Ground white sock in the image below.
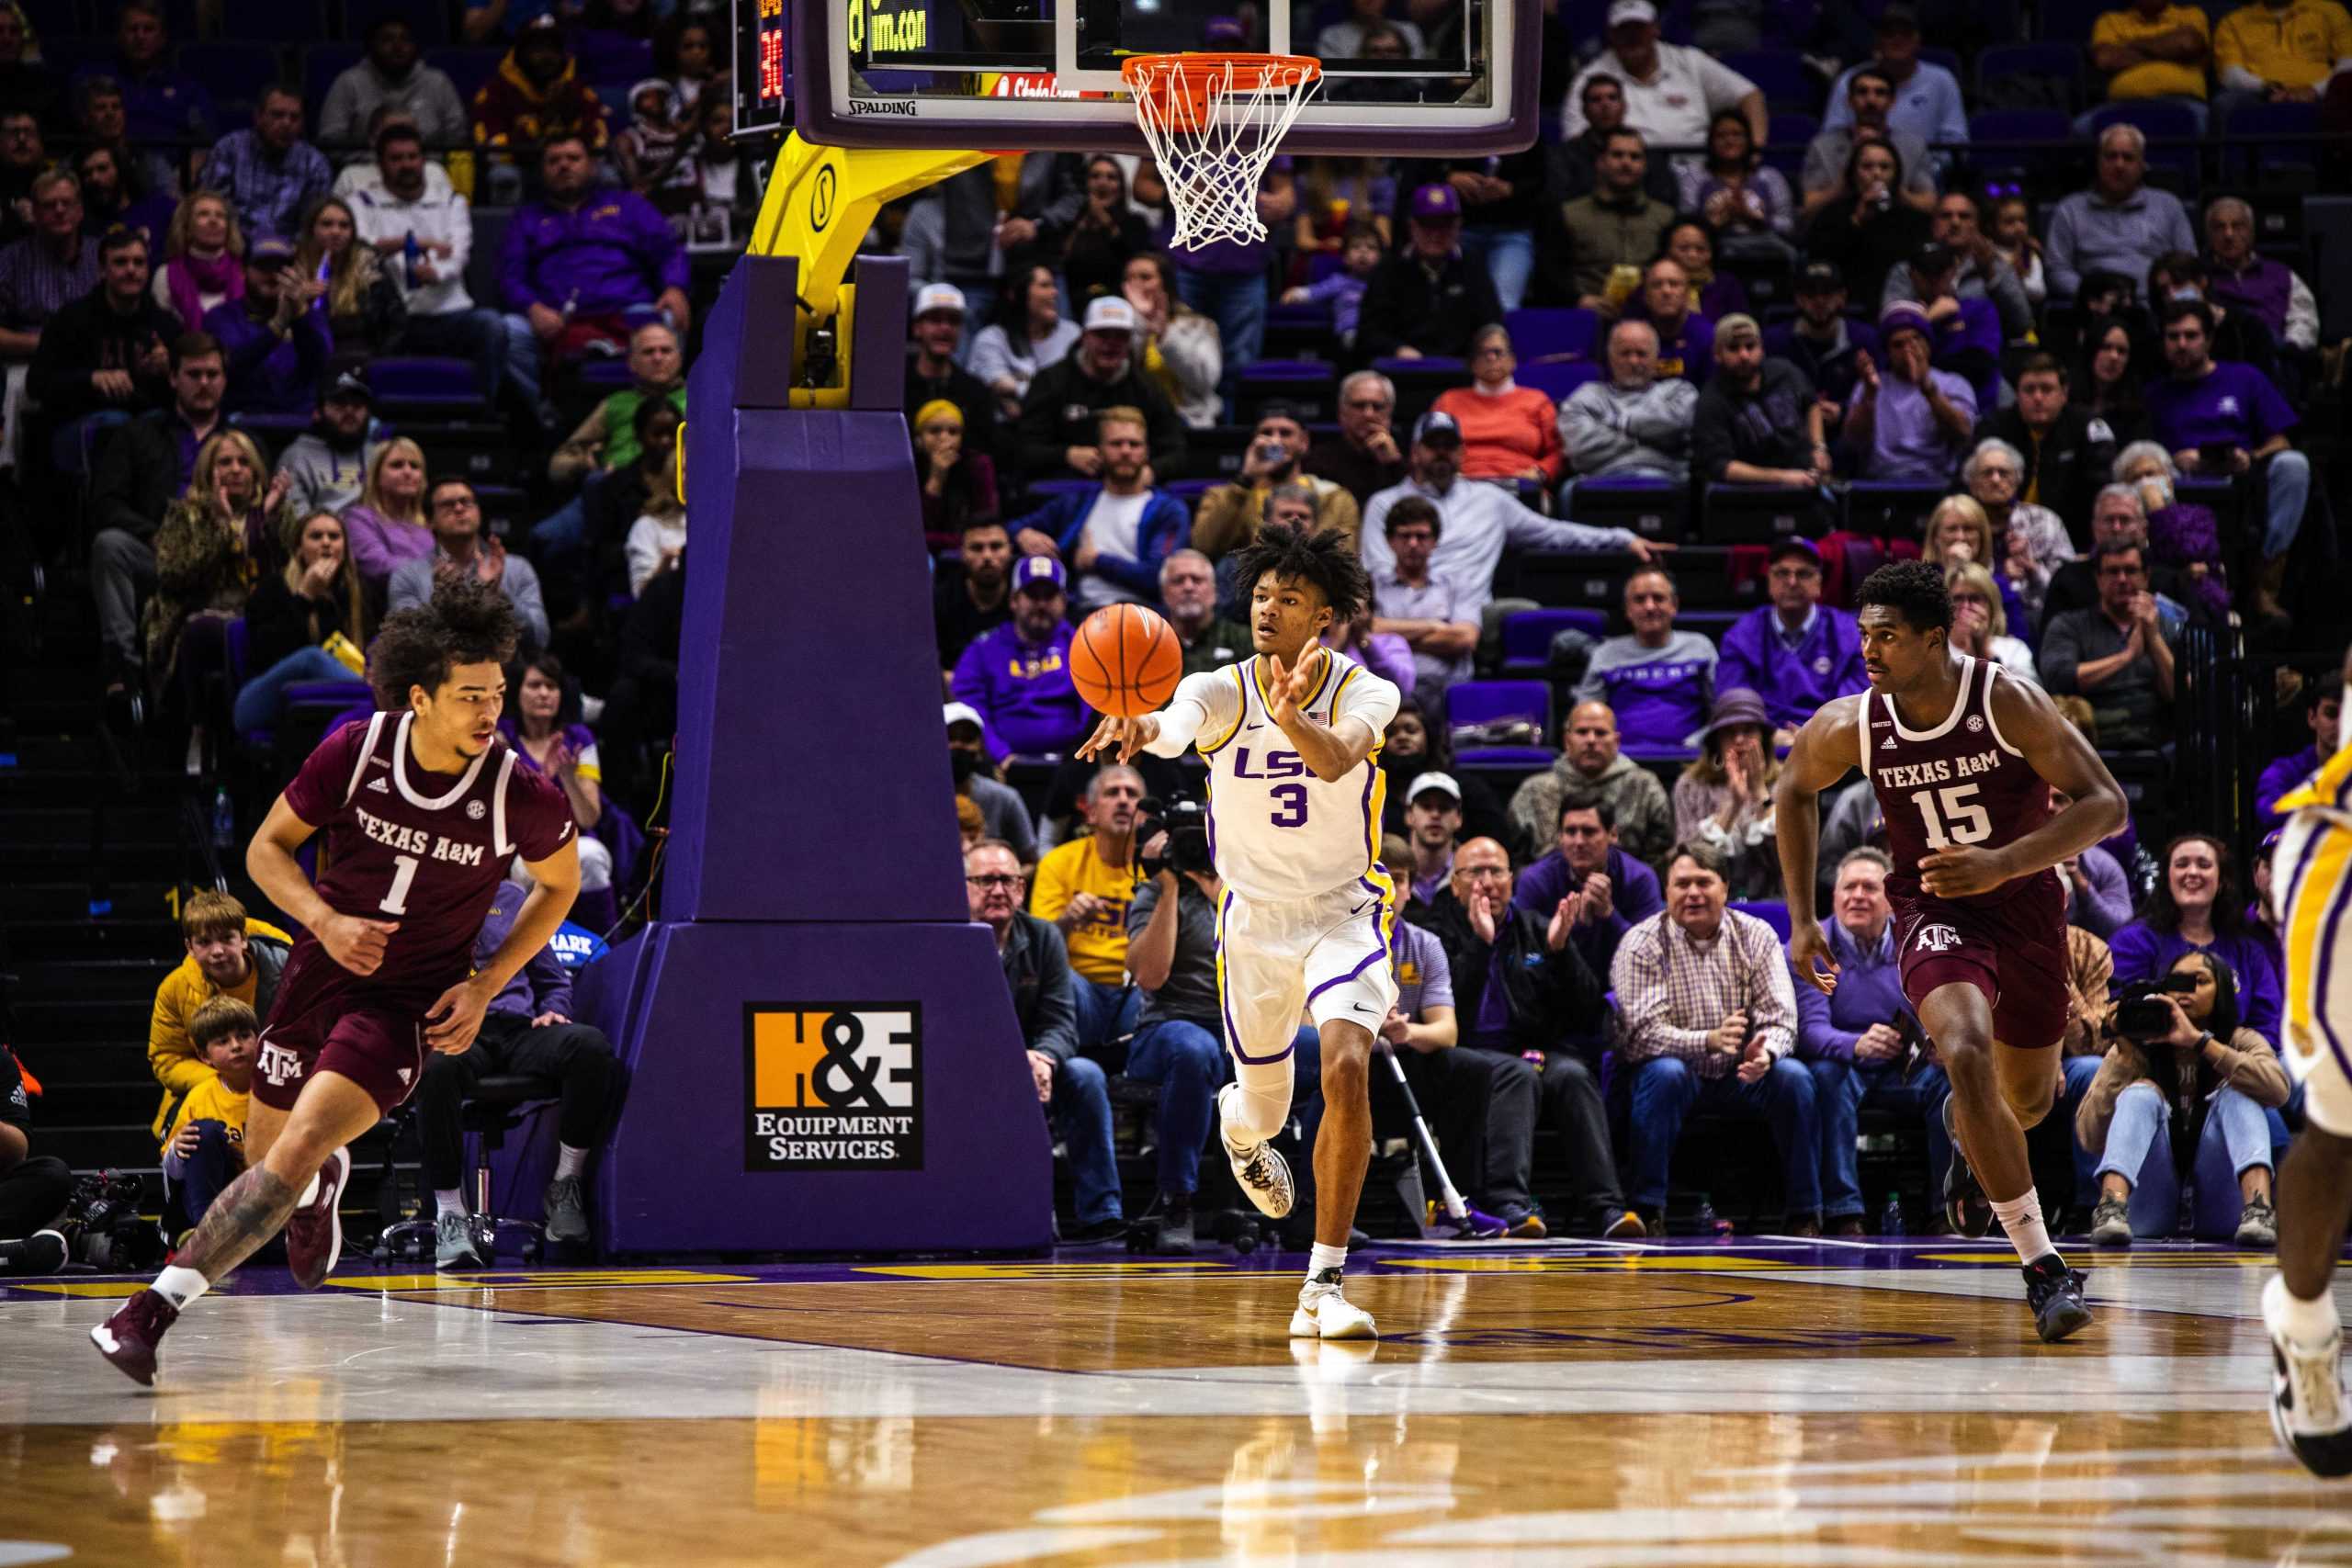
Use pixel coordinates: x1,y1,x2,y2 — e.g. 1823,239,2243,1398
434,1189,467,1219
1306,1242,1348,1285
1224,1058,1293,1147
153,1264,209,1310
554,1144,588,1181
1991,1190,2055,1267
296,1170,321,1208
2271,1277,2343,1347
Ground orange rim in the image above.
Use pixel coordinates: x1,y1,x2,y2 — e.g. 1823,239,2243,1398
1119,51,1320,120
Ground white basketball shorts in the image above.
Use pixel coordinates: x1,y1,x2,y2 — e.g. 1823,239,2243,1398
1214,875,1399,1065
2278,810,2352,1136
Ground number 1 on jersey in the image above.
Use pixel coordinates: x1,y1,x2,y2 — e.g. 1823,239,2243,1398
1910,783,1992,850
379,852,419,916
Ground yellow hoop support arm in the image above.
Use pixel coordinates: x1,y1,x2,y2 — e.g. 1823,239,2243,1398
746,134,993,319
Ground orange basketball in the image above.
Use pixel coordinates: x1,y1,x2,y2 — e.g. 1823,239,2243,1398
1070,604,1182,718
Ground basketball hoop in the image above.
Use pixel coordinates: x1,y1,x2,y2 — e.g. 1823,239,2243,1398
1121,52,1321,252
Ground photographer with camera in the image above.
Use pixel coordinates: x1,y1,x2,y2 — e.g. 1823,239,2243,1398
0,1041,72,1276
2109,834,2285,1044
2075,950,2287,1247
1125,795,1317,1254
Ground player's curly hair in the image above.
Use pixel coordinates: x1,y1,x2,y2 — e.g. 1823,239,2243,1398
1855,559,1952,637
368,577,520,711
1229,521,1368,626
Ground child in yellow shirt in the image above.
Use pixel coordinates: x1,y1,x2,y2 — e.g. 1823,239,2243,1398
157,998,256,1236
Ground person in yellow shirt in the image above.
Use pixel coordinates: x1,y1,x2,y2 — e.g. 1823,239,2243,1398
148,891,290,1127
2215,0,2352,121
2092,0,2213,126
1029,764,1145,1048
156,998,257,1235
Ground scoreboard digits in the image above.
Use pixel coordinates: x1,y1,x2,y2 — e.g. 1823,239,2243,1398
732,0,789,136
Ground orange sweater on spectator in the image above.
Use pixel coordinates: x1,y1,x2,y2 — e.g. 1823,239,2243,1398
1430,385,1566,485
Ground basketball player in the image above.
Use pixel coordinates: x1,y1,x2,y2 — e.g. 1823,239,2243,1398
1775,561,2126,1343
1079,524,1396,1338
92,583,581,1385
2262,638,2352,1476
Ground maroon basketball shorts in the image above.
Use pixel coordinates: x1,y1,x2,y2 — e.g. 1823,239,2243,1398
253,1007,429,1116
1894,877,2070,1051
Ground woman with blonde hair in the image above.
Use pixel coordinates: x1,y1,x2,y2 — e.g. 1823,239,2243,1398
1945,561,2038,683
1924,493,2031,637
295,194,405,365
144,430,290,728
232,510,372,732
154,190,244,330
339,435,432,593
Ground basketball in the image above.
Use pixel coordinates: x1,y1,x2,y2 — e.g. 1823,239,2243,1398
1069,603,1182,717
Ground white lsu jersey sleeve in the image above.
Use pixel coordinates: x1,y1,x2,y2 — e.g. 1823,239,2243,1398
1143,668,1247,759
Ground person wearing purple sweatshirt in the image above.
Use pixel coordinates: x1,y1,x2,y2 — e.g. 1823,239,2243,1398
1281,222,1382,349
949,555,1087,761
1510,789,1662,1054
1713,536,1869,743
2256,681,2339,832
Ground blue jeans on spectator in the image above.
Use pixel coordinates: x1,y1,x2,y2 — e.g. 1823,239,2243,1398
232,645,353,733
1174,265,1265,410
2260,450,2311,558
2058,1054,2104,1208
1049,1055,1122,1228
1125,1019,1225,1197
1624,1054,1822,1217
532,495,589,571
163,1118,237,1230
497,312,557,409
1805,1055,1951,1223
401,308,523,407
1072,977,1141,1052
2094,1079,2274,1238
1460,226,1536,313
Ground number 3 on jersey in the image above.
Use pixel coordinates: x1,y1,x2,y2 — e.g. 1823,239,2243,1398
1911,784,1991,850
1270,784,1308,829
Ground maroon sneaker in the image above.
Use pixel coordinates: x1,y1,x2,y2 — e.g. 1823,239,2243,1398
89,1288,180,1386
285,1146,350,1291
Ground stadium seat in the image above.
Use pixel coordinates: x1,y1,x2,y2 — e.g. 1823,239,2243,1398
198,0,321,38
1236,359,1339,424
345,0,451,42
1443,681,1555,765
1842,482,1949,542
1499,607,1609,677
1975,43,2086,113
1675,608,1744,643
1763,114,1816,182
176,42,282,111
1729,900,1792,940
303,42,366,123
1515,359,1600,403
1568,477,1690,546
437,47,506,109
1374,356,1468,433
2222,101,2322,188
1703,483,1827,547
365,357,486,411
2038,0,2108,41
1968,108,2074,186
578,356,636,389
572,30,655,84
1722,51,1816,115
1505,307,1599,363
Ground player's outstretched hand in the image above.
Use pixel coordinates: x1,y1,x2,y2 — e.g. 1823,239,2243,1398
1076,712,1159,763
1918,844,2013,899
1263,650,1317,730
423,977,492,1055
318,912,397,976
1788,920,1840,996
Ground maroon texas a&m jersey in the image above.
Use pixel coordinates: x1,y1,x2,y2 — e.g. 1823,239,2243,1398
1863,656,2059,911
275,710,575,1010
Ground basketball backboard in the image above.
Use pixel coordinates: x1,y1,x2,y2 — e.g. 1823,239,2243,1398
794,0,1541,156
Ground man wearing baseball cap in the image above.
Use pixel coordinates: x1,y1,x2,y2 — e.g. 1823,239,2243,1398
1693,313,1834,490
947,554,1089,761
1016,292,1186,483
1845,300,1977,482
1714,536,1868,739
1767,262,1880,409
1356,183,1499,363
204,233,332,416
1892,242,2006,411
905,280,1001,472
1820,6,1966,168
1560,0,1766,174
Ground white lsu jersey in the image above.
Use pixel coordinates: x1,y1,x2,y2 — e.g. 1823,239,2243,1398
1168,649,1402,905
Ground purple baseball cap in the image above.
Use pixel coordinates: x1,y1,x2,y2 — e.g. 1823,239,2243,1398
1012,555,1067,594
1410,183,1463,222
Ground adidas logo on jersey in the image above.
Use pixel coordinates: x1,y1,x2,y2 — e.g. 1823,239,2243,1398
367,777,390,793
1881,735,1897,750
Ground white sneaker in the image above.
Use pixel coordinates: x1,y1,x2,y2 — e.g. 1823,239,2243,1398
2263,1275,2352,1477
1216,1084,1294,1219
1289,1276,1377,1340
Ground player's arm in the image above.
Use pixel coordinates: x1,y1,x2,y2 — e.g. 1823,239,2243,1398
1773,695,1864,994
1076,671,1234,765
246,793,398,977
424,836,581,1055
1919,672,2128,900
1270,655,1394,784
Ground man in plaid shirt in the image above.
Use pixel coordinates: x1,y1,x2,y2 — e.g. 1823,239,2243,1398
1611,838,1821,1235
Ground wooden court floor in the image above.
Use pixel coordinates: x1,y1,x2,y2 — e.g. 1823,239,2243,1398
6,1240,2352,1566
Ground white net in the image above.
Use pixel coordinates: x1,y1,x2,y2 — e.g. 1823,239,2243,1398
1125,55,1321,252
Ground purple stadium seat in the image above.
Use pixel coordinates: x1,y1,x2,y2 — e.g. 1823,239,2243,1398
1974,44,2085,112
1730,900,1792,941
1504,307,1598,363
1444,680,1556,765
1499,608,1608,677
364,356,486,412
1515,359,1600,402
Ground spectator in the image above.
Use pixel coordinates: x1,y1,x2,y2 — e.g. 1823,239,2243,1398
1410,834,1623,1236
502,651,614,889
1964,437,2074,624
1550,73,1682,205
2046,125,2197,302
1695,312,1832,487
1672,688,1782,899
0,6,61,134
968,840,1123,1243
968,265,1079,423
1923,496,2033,634
341,434,434,594
2213,0,2352,122
2042,539,2177,747
1357,183,1501,363
2092,0,2215,129
1044,157,1151,309
231,510,370,733
1193,403,1363,558
155,996,255,1234
912,400,999,558
1295,158,1396,255
277,372,382,520
73,73,175,210
1974,354,2117,541
1369,496,1480,692
1801,67,1939,220
1011,406,1189,614
1716,538,1868,740
1804,141,1934,310
1559,317,1699,483
1791,847,1951,1235
2078,950,2287,1244
1511,791,1667,1037
1430,324,1566,487
1887,192,2036,338
0,1042,70,1275
2041,478,2200,625
198,86,330,245
2203,196,2320,353
1612,839,1818,1235
471,16,608,157
952,555,1087,761
1029,761,1145,1045
203,236,330,416
2143,299,2309,618
2256,679,2340,829
296,194,405,368
154,190,243,332
1654,219,1752,321
77,144,173,254
1683,113,1796,248
1317,0,1430,57
2064,837,2139,941
0,111,40,239
1160,548,1250,675
417,878,625,1265
1016,295,1186,484
142,429,288,690
2110,833,2286,1040
1845,301,1977,481
85,331,224,689
320,17,467,162
1821,6,1969,159
552,321,684,490
350,122,525,411
1619,257,1715,384
1576,569,1718,750
146,890,290,1118
613,80,696,209
1560,0,1767,170
1400,772,1467,906
902,280,998,464
1167,157,1290,384
0,168,97,367
1509,700,1677,868
1305,368,1408,505
390,475,551,646
2075,317,2154,446
1945,560,2041,683
78,0,212,151
1767,261,1877,412
501,130,686,367
2149,250,2282,384
1990,194,2049,308
1545,128,1678,310
463,0,560,44
947,706,1039,862
1376,699,1512,846
1123,250,1222,430
1394,145,1548,314
934,516,1013,674
1279,219,1381,348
